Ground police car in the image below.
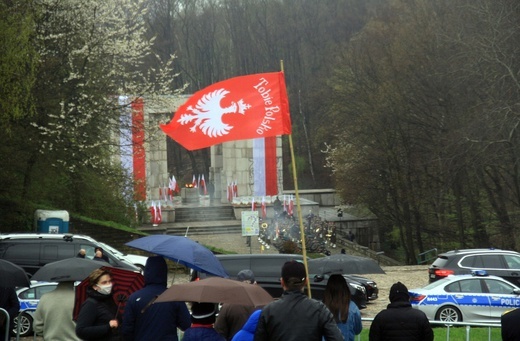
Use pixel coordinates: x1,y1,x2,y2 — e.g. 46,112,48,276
409,270,520,323
13,281,58,337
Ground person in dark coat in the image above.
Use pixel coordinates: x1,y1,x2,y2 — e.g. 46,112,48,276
369,282,433,341
94,247,110,262
182,302,225,341
75,268,120,341
214,270,258,340
0,287,20,341
501,308,520,340
255,261,343,341
121,256,190,341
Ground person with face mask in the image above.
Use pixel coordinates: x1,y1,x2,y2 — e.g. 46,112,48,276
76,268,121,341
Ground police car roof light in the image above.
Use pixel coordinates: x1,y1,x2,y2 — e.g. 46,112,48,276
471,270,488,277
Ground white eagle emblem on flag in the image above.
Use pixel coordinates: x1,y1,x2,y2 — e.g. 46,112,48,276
177,89,251,137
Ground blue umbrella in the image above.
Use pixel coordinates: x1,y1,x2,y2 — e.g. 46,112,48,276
126,235,228,278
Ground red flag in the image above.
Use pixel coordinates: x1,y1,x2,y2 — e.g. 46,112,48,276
160,72,292,150
233,181,238,197
261,197,267,219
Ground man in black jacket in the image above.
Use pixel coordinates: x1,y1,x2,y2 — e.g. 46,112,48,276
254,260,342,341
369,282,433,341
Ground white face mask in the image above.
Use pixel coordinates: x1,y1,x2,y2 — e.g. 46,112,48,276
97,284,113,295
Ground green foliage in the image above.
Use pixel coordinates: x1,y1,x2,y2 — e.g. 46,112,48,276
0,0,37,133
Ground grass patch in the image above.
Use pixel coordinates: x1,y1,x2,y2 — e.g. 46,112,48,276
356,325,501,340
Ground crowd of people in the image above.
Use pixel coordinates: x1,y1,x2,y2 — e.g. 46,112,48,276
8,252,442,341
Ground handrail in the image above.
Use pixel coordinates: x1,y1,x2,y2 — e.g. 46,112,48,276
417,248,438,264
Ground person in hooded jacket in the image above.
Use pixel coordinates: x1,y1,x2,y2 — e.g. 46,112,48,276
230,309,261,341
369,282,433,341
121,256,191,341
75,268,120,341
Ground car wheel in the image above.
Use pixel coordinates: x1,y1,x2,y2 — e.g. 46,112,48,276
436,305,462,322
13,312,33,337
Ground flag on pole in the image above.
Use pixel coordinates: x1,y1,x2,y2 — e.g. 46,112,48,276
200,174,207,195
150,201,156,224
160,72,292,150
233,181,238,198
192,174,197,188
227,183,233,202
156,202,162,225
251,197,256,211
288,195,294,216
261,196,267,219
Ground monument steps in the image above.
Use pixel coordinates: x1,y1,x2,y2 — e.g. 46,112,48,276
139,205,241,236
174,205,235,222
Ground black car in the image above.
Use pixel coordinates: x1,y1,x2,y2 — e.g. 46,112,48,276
345,274,378,301
191,254,368,309
428,248,520,286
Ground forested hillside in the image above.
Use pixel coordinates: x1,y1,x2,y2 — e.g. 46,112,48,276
1,0,519,264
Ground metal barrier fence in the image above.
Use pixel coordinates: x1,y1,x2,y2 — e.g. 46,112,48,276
359,317,500,341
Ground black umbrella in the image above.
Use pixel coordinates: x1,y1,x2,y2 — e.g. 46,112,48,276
0,259,30,287
31,257,108,282
308,254,386,275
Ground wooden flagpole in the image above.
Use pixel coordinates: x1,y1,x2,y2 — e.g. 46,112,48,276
280,60,312,298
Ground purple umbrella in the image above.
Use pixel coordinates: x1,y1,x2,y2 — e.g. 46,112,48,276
126,235,228,278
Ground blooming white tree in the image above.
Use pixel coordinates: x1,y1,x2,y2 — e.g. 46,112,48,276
31,0,180,172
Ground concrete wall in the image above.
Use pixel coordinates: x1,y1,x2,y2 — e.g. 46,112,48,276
283,189,342,207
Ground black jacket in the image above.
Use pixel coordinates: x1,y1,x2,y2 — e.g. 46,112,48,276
502,308,520,341
76,287,120,341
254,290,342,341
0,287,20,341
369,301,433,341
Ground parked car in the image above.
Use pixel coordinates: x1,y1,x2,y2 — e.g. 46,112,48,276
191,253,368,309
0,233,140,277
345,274,379,300
12,281,58,337
428,248,520,286
410,270,520,323
98,241,148,272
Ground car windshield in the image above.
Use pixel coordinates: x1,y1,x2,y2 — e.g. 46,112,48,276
99,242,124,256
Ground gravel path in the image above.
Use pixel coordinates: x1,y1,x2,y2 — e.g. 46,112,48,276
361,265,429,319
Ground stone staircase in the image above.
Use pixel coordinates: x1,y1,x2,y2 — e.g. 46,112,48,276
139,205,241,236
174,205,235,222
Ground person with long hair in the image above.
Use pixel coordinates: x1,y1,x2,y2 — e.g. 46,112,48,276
76,268,120,341
323,274,362,341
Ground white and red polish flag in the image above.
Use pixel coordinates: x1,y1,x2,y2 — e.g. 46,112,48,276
251,197,256,211
233,181,238,197
261,196,267,219
150,201,156,224
192,174,197,188
200,174,207,195
160,72,292,151
227,183,233,202
155,202,162,225
288,195,294,216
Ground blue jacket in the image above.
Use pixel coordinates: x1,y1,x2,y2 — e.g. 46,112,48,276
336,301,362,341
182,326,226,341
231,309,261,341
122,256,191,341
